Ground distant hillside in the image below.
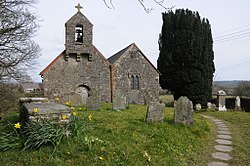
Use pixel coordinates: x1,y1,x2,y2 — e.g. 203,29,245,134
212,80,250,95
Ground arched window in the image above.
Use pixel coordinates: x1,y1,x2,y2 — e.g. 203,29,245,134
131,75,135,90
131,75,139,90
75,25,83,43
134,75,139,90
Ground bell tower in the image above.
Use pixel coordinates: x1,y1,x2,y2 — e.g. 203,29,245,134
65,3,93,61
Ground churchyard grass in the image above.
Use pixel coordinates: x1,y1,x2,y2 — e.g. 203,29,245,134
0,103,213,166
201,111,250,165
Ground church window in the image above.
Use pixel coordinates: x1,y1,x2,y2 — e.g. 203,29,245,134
131,75,140,90
75,25,83,43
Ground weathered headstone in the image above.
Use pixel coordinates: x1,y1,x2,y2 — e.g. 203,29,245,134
174,96,194,125
146,102,165,123
235,96,241,111
195,103,202,110
144,91,153,105
86,90,100,110
112,90,127,110
217,90,227,111
20,98,72,124
207,102,212,109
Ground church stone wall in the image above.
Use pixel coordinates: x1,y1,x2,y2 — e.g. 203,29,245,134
113,46,159,104
42,48,111,104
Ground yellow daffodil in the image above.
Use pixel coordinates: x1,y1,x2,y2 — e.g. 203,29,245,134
72,111,77,116
100,147,105,151
65,101,70,105
55,97,60,101
99,156,105,160
78,107,82,111
62,115,67,120
88,115,92,121
33,107,38,113
14,122,21,129
71,106,75,110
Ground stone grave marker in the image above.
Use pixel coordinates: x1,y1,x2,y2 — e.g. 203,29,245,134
217,90,227,111
144,91,153,105
20,97,72,124
174,96,194,125
113,89,126,110
195,103,202,110
145,101,165,123
86,89,100,110
207,102,212,109
235,96,241,111
212,103,217,109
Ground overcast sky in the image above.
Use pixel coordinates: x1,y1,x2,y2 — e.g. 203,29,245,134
32,0,250,82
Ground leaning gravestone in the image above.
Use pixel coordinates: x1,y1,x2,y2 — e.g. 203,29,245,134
20,97,72,124
174,96,194,125
86,90,100,110
235,96,241,111
146,101,165,123
113,90,126,110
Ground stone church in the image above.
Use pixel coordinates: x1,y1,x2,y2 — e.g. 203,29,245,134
40,4,159,105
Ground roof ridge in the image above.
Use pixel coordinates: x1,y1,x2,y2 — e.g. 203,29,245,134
107,43,134,64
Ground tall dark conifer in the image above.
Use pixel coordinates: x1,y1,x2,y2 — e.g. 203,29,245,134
158,9,215,105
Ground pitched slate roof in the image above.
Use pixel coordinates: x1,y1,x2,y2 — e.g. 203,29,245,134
107,43,133,64
107,43,160,74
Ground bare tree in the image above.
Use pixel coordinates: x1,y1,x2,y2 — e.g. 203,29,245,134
103,0,174,13
0,0,40,82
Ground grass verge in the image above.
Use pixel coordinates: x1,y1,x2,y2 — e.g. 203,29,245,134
0,103,213,166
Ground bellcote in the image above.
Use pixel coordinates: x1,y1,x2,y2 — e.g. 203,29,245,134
65,3,93,60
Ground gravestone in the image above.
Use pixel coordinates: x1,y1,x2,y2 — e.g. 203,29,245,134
195,103,202,110
174,96,194,125
70,86,89,105
86,90,100,110
217,90,227,111
207,102,212,109
19,98,72,124
145,101,165,123
144,91,153,105
212,103,217,109
113,90,126,110
235,96,241,111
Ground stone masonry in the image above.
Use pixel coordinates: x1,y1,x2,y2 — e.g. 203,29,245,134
40,4,159,105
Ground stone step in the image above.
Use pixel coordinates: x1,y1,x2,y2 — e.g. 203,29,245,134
214,145,233,152
217,134,232,140
212,152,232,161
215,139,232,145
217,130,232,135
208,161,228,166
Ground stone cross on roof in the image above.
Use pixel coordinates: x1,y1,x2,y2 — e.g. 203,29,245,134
75,3,83,12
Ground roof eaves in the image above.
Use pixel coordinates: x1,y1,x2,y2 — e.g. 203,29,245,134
39,50,65,76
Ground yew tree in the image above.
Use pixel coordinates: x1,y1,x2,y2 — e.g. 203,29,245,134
158,9,215,105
